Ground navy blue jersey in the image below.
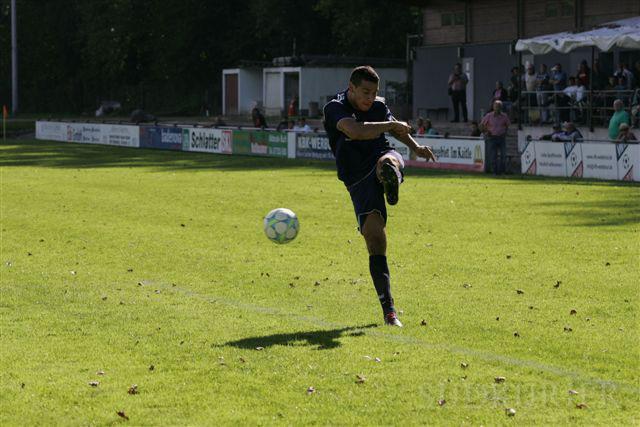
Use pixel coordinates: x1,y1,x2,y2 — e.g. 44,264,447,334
323,90,394,186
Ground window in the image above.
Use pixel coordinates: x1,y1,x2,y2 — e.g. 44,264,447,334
441,11,464,27
546,1,574,18
560,0,574,17
441,13,453,27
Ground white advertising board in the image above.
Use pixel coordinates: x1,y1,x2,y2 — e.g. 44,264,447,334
581,143,618,180
183,128,232,154
35,121,66,141
389,136,485,172
535,141,566,177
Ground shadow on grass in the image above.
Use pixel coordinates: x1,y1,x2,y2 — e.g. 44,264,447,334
536,196,640,227
221,324,377,350
2,139,639,188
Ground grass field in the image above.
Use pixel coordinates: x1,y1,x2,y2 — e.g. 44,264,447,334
1,139,639,425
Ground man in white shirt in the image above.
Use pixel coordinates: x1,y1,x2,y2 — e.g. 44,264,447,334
293,117,312,133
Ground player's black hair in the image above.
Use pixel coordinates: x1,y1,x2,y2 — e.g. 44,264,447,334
350,66,379,87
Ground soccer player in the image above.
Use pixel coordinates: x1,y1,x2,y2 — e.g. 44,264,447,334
323,66,436,327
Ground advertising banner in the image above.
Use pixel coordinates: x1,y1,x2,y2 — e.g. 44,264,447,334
295,133,333,160
101,124,140,147
581,143,618,180
35,121,66,141
535,141,566,177
183,128,232,154
564,142,583,177
389,136,485,172
232,130,288,157
615,143,636,181
140,126,183,150
520,139,537,175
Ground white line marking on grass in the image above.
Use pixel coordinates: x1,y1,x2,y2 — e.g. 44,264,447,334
158,282,638,393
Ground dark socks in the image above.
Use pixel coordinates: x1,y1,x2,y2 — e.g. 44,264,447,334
369,255,395,315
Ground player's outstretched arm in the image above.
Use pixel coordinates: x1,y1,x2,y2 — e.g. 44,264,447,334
337,118,408,140
392,131,437,162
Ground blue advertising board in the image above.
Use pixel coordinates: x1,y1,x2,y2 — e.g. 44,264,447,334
140,126,184,150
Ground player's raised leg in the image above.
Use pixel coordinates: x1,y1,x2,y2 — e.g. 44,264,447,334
376,152,404,206
361,212,402,327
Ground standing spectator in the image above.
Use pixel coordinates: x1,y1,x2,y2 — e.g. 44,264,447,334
535,64,551,123
576,60,590,87
469,120,481,137
524,64,537,121
416,117,426,135
631,88,640,128
549,64,568,123
562,76,586,122
491,81,508,105
592,59,607,90
614,63,634,90
608,99,630,140
252,107,267,128
616,123,637,142
287,96,298,118
633,61,640,89
480,100,511,175
448,63,469,122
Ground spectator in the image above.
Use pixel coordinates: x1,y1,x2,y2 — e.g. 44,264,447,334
616,123,637,142
423,118,438,136
480,100,511,175
252,107,267,128
631,88,640,128
448,63,469,122
540,123,563,141
562,76,586,122
524,64,537,115
535,64,551,123
592,59,607,90
614,63,634,90
608,99,630,140
416,117,426,135
633,61,640,89
469,120,481,137
576,60,590,87
293,117,311,133
552,122,583,142
287,96,298,117
549,64,568,122
549,64,568,91
491,81,507,105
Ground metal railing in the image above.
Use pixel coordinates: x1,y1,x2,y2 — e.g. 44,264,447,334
516,89,637,129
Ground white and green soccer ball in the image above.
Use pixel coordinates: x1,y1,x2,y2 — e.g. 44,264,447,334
263,208,299,244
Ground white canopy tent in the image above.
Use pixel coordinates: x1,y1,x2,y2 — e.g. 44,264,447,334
516,16,640,54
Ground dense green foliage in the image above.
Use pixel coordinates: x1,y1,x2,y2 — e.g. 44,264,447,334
1,139,638,424
0,1,421,115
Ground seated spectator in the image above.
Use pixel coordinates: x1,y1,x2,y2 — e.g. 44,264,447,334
563,77,585,102
617,123,637,142
469,120,481,137
416,117,427,135
552,122,583,142
293,117,311,133
608,99,631,140
540,123,563,140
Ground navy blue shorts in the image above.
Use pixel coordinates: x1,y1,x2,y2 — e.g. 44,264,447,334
348,167,386,231
346,150,404,232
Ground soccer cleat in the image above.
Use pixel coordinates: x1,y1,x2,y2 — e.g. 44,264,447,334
384,311,403,327
380,162,401,205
